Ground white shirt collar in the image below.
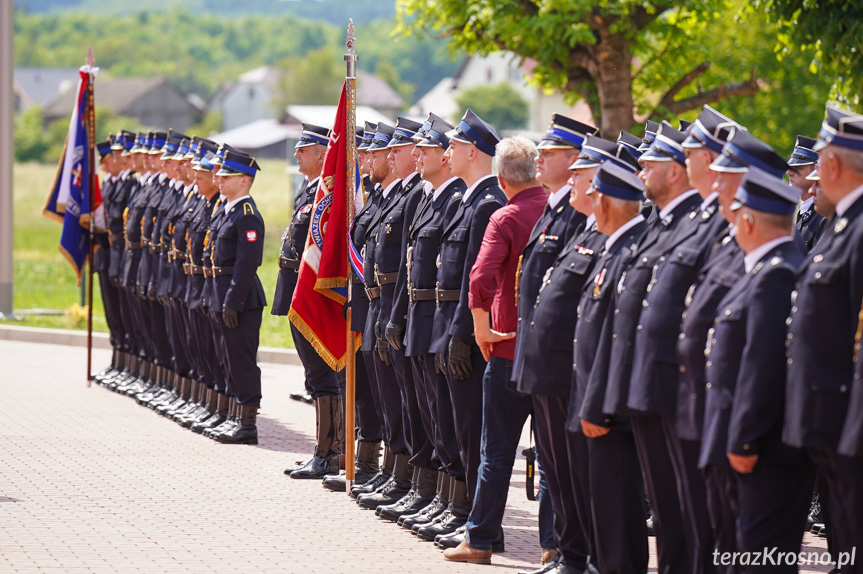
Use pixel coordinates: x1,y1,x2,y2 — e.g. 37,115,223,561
744,235,793,273
659,188,699,219
604,214,646,252
120,168,131,178
799,196,814,213
381,178,400,199
433,177,460,202
584,213,596,230
224,194,251,213
158,172,168,183
548,184,571,208
835,183,863,217
462,174,496,203
402,172,421,187
700,191,719,211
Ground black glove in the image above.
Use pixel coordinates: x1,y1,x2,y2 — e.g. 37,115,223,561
385,321,404,351
376,336,391,367
223,306,239,329
434,352,447,375
342,300,350,321
448,336,473,380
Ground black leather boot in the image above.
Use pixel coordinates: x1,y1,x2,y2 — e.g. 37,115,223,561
178,383,209,427
95,349,120,382
192,391,228,434
357,453,412,510
207,397,238,439
215,404,259,444
290,395,342,479
322,440,381,492
401,472,450,529
416,478,470,541
377,466,419,517
380,466,438,521
350,447,394,499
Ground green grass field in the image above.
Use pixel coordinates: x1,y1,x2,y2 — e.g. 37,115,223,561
6,159,298,349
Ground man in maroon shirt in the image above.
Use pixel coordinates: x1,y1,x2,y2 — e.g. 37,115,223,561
443,136,547,564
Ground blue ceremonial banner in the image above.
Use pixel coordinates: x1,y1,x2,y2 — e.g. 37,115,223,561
43,65,102,285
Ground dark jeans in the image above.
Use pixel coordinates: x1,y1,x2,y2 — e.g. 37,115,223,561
465,356,533,550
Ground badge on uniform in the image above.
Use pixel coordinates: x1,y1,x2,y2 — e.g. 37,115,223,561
385,223,393,235
835,218,848,234
246,230,258,242
593,268,606,298
300,204,313,215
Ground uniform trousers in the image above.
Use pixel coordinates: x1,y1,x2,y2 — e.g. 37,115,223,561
735,462,815,574
586,429,648,574
535,448,555,552
533,394,591,568
214,306,262,406
290,323,340,398
146,299,173,369
390,346,434,468
166,299,192,378
703,464,740,574
464,357,532,550
354,350,383,443
115,283,135,355
408,355,440,468
631,413,693,574
419,353,464,480
370,349,409,456
444,344,487,498
98,271,125,352
818,448,861,574
665,427,716,574
207,311,229,393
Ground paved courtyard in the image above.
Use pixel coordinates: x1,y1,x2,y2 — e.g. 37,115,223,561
0,338,832,573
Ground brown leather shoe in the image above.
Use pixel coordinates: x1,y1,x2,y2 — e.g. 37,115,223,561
443,541,492,565
541,549,557,564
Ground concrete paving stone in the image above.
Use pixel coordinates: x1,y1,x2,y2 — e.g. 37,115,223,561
0,338,834,573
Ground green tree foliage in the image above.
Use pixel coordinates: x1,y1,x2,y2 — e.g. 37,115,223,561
13,7,458,106
455,83,529,131
187,111,224,139
396,0,797,137
272,46,345,111
750,0,863,108
640,2,833,155
13,106,51,162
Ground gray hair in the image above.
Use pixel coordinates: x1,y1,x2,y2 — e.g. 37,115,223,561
496,136,538,186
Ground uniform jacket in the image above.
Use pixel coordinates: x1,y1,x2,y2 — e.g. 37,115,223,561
211,196,266,312
169,187,199,300
401,179,465,357
120,177,146,289
184,195,218,311
373,173,425,333
676,234,744,441
604,192,702,416
629,200,727,416
514,221,605,396
571,218,648,432
348,183,383,332
796,205,826,252
271,177,317,315
92,176,116,274
107,174,135,283
785,192,863,451
700,240,806,467
201,197,227,312
430,176,507,354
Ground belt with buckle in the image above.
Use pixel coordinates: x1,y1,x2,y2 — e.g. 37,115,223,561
210,266,234,277
191,265,204,275
409,288,436,302
183,263,191,274
172,248,186,262
365,286,381,300
278,255,301,270
351,271,363,285
108,232,124,245
435,285,460,305
126,241,143,250
374,270,399,286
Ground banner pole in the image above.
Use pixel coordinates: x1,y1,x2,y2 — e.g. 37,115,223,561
85,45,96,386
343,20,358,489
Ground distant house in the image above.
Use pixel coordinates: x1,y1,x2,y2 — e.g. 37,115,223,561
42,76,202,131
282,105,393,130
211,119,299,160
410,52,594,134
216,66,281,132
13,67,80,113
215,66,405,132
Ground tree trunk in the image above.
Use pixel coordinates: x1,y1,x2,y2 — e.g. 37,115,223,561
591,29,635,138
